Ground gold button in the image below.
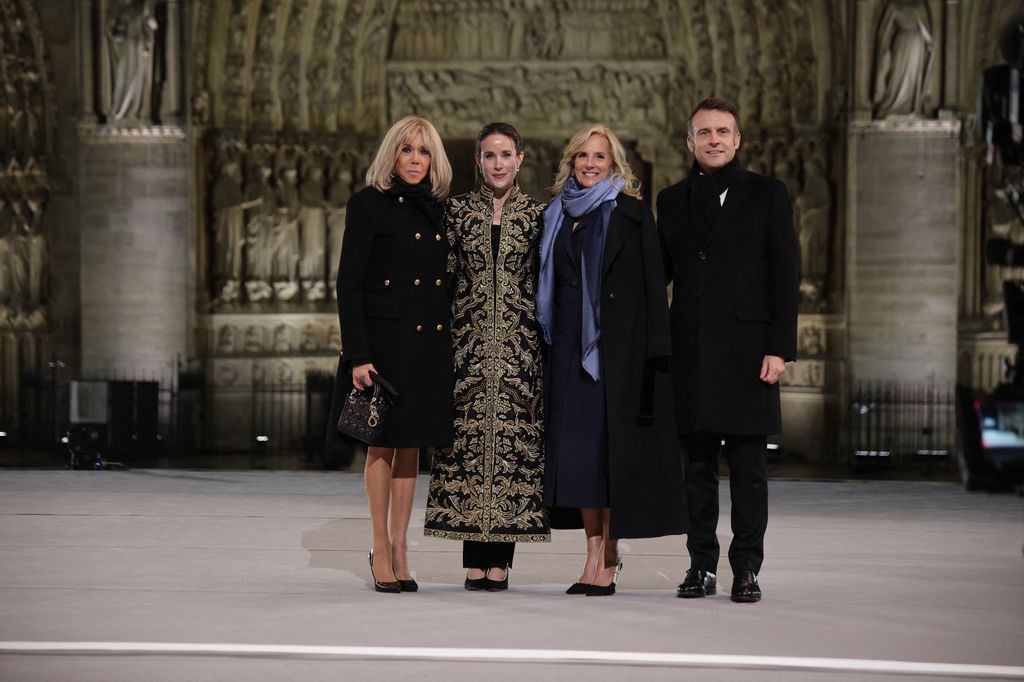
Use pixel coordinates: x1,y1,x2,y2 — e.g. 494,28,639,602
436,324,443,332
414,278,421,286
435,234,442,241
384,279,390,286
398,196,405,203
435,279,442,286
416,324,423,332
415,232,422,240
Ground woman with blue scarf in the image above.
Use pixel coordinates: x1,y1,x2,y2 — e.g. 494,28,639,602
539,124,688,596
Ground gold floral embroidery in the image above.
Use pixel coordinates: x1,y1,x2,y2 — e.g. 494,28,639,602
425,186,549,542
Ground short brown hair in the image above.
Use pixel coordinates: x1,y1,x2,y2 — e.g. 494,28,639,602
687,96,741,138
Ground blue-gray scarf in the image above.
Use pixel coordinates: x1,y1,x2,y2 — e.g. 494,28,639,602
538,174,624,381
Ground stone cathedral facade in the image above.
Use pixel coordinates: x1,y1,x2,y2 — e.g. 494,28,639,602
0,0,1019,461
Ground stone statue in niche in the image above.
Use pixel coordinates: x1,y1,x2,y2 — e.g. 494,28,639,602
270,149,301,302
326,159,353,300
106,0,159,122
298,151,328,301
871,0,934,119
211,146,245,304
795,157,831,308
242,145,275,302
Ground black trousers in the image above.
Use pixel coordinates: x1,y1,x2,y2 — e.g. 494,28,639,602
462,541,515,569
680,432,767,575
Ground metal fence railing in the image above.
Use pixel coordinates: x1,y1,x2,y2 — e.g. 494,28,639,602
1,358,354,469
848,380,955,469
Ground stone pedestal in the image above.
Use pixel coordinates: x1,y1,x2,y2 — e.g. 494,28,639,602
78,127,191,377
847,120,961,384
780,313,845,460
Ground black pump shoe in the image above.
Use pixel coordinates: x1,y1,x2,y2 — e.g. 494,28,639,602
368,550,400,593
586,559,623,597
392,560,418,592
565,582,590,595
464,571,488,591
485,567,509,592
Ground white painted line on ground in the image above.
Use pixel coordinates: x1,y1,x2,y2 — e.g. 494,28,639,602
1,642,1022,678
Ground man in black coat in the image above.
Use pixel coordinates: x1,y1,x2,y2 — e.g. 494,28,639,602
656,97,799,603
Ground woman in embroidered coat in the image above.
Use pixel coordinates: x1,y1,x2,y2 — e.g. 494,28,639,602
425,123,549,591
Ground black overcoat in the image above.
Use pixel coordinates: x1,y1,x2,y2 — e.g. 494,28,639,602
656,170,799,436
545,195,688,540
328,185,454,448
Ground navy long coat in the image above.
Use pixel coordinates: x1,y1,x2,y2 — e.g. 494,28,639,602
328,185,454,448
656,170,799,436
544,194,688,540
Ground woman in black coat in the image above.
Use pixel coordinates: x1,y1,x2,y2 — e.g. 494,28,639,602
330,115,454,593
538,124,688,596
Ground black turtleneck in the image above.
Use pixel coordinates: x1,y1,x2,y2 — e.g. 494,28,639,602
386,174,439,226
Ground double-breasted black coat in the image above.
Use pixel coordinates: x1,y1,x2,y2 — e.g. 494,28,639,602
545,194,688,540
656,170,799,436
328,185,454,448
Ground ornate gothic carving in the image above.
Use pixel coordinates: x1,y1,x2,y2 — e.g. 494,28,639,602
205,134,361,309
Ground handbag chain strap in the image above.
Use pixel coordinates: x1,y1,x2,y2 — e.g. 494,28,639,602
367,398,380,428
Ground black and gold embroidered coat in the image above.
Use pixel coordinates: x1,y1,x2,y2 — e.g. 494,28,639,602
424,185,550,542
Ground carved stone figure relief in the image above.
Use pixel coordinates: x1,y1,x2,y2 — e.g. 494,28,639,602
0,159,48,329
871,0,934,119
298,150,327,301
211,144,246,303
795,157,832,309
270,148,301,301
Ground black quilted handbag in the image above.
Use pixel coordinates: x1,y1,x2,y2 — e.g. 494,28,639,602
336,371,399,445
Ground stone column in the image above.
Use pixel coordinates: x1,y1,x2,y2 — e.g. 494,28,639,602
846,120,962,384
78,131,191,377
160,0,183,126
78,0,96,123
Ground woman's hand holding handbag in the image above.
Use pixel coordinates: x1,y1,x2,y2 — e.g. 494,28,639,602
337,370,400,445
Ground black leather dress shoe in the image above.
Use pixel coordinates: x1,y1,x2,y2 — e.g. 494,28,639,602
676,568,716,598
730,570,761,603
397,578,418,592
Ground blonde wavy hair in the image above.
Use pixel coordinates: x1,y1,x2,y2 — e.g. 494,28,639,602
549,124,642,199
365,116,452,200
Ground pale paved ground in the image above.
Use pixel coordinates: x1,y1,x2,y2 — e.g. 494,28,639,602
0,470,1021,681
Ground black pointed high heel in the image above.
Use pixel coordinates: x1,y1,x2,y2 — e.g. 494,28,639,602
586,559,623,597
565,582,591,595
392,557,418,592
368,549,400,593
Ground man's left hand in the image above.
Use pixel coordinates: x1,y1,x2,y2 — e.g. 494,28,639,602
759,355,786,384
